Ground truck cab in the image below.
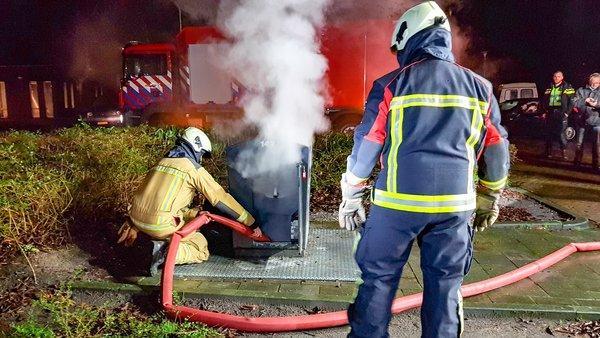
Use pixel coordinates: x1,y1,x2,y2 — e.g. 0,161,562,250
120,43,175,121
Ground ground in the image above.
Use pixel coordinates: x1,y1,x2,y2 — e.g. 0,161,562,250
2,136,600,337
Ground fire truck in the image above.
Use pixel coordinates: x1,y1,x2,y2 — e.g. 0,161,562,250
119,20,397,132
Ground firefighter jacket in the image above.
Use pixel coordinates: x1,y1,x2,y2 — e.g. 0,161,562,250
572,86,600,126
347,27,510,214
129,139,254,234
543,81,575,116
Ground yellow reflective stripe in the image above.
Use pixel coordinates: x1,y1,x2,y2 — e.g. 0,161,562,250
480,177,507,190
373,199,476,213
387,105,404,192
131,217,174,232
160,176,182,211
386,94,488,194
373,189,476,213
375,189,475,202
390,94,489,114
154,165,188,179
153,165,187,212
465,101,485,193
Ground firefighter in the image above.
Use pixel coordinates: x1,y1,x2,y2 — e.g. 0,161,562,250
572,73,600,167
339,2,509,337
542,71,575,160
117,127,260,265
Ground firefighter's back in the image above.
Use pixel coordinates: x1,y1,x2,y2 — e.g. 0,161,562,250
374,58,492,213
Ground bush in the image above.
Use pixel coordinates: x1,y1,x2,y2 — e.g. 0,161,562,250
0,126,517,260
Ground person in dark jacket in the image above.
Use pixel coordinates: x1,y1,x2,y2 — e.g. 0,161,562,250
542,71,575,160
572,73,600,167
339,2,509,337
573,73,600,171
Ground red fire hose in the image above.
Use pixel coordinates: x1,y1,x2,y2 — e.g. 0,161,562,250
161,213,600,332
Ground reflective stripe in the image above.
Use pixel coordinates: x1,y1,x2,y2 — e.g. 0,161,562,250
372,189,476,213
480,176,507,190
465,99,485,193
390,94,489,113
386,94,487,196
160,176,182,211
458,290,464,337
387,104,404,192
154,165,188,179
154,165,187,212
131,216,175,232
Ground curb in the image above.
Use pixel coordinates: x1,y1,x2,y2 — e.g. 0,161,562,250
464,303,600,321
495,187,589,230
69,280,600,321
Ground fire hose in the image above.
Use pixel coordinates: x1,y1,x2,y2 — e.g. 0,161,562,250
161,213,600,333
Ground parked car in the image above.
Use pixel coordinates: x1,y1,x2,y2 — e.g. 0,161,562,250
497,82,578,141
80,95,140,127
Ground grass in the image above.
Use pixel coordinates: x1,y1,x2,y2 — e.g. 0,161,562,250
0,125,517,260
10,289,223,337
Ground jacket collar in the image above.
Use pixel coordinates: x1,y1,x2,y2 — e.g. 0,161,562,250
165,137,202,167
396,27,455,68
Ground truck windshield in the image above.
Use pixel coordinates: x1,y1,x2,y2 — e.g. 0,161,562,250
124,54,167,77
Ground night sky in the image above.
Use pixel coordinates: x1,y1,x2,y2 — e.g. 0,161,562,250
1,0,600,89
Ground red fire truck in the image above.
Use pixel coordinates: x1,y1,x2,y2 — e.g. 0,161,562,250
119,20,397,131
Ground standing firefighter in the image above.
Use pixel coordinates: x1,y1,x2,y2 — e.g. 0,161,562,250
338,2,510,337
117,127,259,266
543,71,575,159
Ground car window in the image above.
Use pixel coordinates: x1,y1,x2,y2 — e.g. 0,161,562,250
521,89,534,98
509,90,519,100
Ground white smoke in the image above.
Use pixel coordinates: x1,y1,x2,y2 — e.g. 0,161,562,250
216,0,332,177
170,0,219,23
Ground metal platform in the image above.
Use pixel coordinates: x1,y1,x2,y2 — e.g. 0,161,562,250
174,229,361,281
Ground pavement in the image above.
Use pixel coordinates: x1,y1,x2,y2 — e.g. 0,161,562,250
71,137,600,320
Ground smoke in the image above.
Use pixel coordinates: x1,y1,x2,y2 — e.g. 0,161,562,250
170,0,219,24
68,16,124,87
215,0,332,177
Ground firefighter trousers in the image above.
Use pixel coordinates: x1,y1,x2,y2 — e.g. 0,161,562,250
545,111,568,150
348,205,474,338
131,207,210,264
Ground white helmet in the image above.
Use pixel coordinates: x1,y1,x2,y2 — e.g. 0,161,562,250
182,127,212,154
390,1,451,53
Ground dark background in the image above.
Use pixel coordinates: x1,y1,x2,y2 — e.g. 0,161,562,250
1,0,599,89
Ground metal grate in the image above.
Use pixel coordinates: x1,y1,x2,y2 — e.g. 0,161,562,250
174,229,361,281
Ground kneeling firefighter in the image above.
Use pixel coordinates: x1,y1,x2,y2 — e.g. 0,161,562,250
117,127,260,264
339,2,510,337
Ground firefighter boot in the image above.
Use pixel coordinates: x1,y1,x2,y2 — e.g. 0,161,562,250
574,145,583,167
149,240,167,276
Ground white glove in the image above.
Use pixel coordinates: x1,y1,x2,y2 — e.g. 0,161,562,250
473,188,501,232
339,173,368,231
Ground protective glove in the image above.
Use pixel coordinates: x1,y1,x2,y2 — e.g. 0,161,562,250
117,219,138,247
473,187,501,232
339,173,369,231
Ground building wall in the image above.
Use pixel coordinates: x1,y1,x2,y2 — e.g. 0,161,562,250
0,65,82,129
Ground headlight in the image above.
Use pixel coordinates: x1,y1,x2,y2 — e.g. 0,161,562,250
118,115,124,123
86,112,93,117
